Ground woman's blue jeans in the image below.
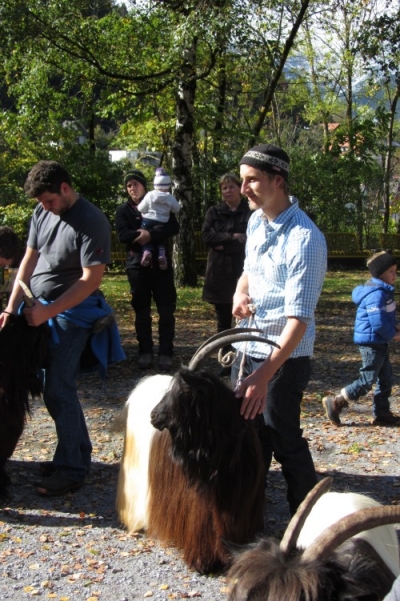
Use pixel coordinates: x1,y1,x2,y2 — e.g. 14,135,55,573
344,344,392,418
43,317,92,483
231,352,317,515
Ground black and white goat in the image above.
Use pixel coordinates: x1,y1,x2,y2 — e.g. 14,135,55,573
226,477,400,601
116,328,278,574
0,314,49,494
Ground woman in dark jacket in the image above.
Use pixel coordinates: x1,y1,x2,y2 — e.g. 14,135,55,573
202,173,252,372
115,170,179,371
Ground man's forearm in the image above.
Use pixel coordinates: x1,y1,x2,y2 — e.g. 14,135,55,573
41,265,106,319
21,263,106,327
235,273,249,296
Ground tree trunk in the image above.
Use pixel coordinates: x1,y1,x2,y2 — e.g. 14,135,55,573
172,37,198,287
382,84,399,233
248,0,310,146
209,54,227,207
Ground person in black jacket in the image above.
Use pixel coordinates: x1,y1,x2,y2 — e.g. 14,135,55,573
202,172,252,375
115,170,179,371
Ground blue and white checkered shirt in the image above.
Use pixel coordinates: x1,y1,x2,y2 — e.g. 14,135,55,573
234,197,327,358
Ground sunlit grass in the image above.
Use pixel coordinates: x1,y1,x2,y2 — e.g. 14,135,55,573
320,271,365,302
102,269,398,315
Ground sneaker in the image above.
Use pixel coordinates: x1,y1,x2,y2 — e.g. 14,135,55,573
158,355,173,371
158,254,168,270
141,250,152,267
372,413,400,426
138,353,153,369
35,471,83,496
322,395,349,426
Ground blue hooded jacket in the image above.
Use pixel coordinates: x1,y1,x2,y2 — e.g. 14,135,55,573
352,278,397,345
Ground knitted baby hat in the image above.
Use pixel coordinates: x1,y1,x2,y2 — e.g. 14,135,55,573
154,167,171,189
367,251,397,278
239,143,290,181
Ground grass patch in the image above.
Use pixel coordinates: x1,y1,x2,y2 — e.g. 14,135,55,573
320,271,365,302
347,442,365,454
102,269,397,315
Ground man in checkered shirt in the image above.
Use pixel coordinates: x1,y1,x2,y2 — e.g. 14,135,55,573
231,143,327,515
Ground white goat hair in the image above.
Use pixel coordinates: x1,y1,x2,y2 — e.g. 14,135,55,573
297,491,400,577
226,478,400,601
116,374,172,532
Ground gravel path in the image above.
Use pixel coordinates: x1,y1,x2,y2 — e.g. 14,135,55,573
1,297,400,601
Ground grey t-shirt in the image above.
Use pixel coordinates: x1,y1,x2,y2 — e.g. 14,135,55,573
27,196,111,301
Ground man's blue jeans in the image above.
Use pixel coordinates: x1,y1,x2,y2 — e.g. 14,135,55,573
43,317,92,483
232,352,317,514
344,344,392,418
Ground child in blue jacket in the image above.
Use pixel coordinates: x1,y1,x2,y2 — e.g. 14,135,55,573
323,251,400,426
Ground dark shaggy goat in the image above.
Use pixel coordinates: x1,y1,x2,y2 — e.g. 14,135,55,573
226,477,400,601
116,329,278,574
0,315,49,494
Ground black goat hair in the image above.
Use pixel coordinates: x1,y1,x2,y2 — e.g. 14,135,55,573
151,368,264,490
0,315,49,494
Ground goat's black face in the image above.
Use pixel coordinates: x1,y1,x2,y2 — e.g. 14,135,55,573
150,368,218,435
150,368,243,483
151,368,236,434
150,393,173,431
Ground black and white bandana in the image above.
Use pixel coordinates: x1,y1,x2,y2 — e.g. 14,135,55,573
240,144,290,180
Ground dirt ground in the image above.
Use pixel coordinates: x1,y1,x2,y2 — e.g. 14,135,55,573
0,279,400,600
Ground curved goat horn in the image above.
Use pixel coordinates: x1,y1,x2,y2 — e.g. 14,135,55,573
193,327,265,356
280,477,333,554
302,505,400,563
188,330,280,371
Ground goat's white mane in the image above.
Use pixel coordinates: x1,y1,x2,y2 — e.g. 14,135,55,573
118,374,172,531
297,491,400,577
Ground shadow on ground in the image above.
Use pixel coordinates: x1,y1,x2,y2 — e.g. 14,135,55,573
0,459,120,529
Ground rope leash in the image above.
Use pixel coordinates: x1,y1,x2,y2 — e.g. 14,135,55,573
236,303,257,386
217,304,258,389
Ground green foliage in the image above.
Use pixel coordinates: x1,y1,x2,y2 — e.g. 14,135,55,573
0,202,36,241
0,0,399,253
59,145,124,221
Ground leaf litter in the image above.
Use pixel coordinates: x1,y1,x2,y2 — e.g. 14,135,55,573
0,271,400,599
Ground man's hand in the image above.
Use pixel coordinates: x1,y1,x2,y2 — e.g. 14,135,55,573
235,366,270,420
0,311,13,329
232,291,253,320
23,302,51,327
